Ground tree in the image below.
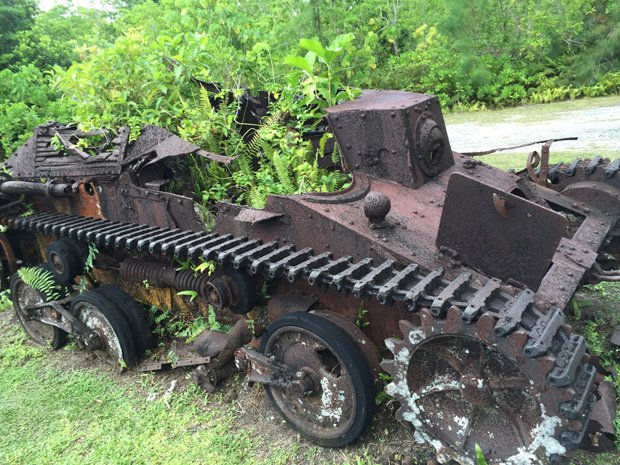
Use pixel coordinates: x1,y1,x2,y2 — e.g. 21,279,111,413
569,0,620,84
0,0,38,69
12,5,115,70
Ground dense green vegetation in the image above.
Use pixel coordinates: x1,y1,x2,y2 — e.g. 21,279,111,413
0,0,619,207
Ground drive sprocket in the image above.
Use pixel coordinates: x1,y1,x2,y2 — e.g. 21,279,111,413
381,307,594,465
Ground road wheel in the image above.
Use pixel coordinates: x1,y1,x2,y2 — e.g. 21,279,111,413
261,311,375,447
93,284,156,356
71,291,137,370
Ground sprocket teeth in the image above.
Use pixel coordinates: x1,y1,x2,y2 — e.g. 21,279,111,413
532,355,558,383
380,359,395,373
398,319,417,336
419,307,435,331
444,305,463,333
474,312,496,344
561,323,573,336
506,329,529,358
384,337,405,355
394,405,410,423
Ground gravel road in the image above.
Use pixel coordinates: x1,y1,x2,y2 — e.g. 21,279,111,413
444,95,620,155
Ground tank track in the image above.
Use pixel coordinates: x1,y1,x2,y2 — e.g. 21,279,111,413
546,156,619,185
8,211,597,460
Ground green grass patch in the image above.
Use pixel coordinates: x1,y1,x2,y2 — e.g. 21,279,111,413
0,318,386,465
0,290,12,312
0,318,273,465
0,361,259,465
475,150,619,172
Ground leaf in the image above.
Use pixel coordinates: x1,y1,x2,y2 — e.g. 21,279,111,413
475,444,489,465
299,38,325,59
177,290,198,302
318,132,333,158
284,55,313,74
327,33,354,52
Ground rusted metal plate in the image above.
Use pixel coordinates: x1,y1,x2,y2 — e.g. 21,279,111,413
327,90,453,189
5,124,127,179
536,238,599,308
98,174,204,231
235,208,282,224
124,125,234,167
437,173,568,289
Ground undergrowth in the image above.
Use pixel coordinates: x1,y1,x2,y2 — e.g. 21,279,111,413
147,304,230,343
0,290,12,312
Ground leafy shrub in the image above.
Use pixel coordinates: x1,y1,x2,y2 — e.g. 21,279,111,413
0,65,73,158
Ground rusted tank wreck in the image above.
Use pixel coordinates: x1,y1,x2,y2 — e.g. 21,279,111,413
1,90,619,465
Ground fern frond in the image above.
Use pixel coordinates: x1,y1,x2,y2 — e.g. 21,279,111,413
241,110,286,159
128,118,142,142
199,87,213,115
248,187,267,209
273,152,295,193
331,140,341,165
18,266,63,301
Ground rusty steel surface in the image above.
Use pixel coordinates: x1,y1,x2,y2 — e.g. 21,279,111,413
0,232,17,287
437,173,568,289
6,124,128,179
382,313,586,464
98,173,204,231
1,88,619,465
326,90,454,188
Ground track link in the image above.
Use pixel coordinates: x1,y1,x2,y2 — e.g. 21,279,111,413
546,157,619,185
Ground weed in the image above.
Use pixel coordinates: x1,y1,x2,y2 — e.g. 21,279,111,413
476,444,489,465
176,257,216,276
146,304,185,340
146,304,230,343
20,202,34,217
0,289,12,312
355,304,369,329
84,243,98,273
177,289,198,302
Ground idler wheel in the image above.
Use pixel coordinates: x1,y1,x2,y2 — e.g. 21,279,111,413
10,264,67,349
71,291,137,370
260,312,375,447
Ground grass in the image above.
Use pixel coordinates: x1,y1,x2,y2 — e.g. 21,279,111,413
475,149,619,172
0,327,258,465
0,290,12,312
